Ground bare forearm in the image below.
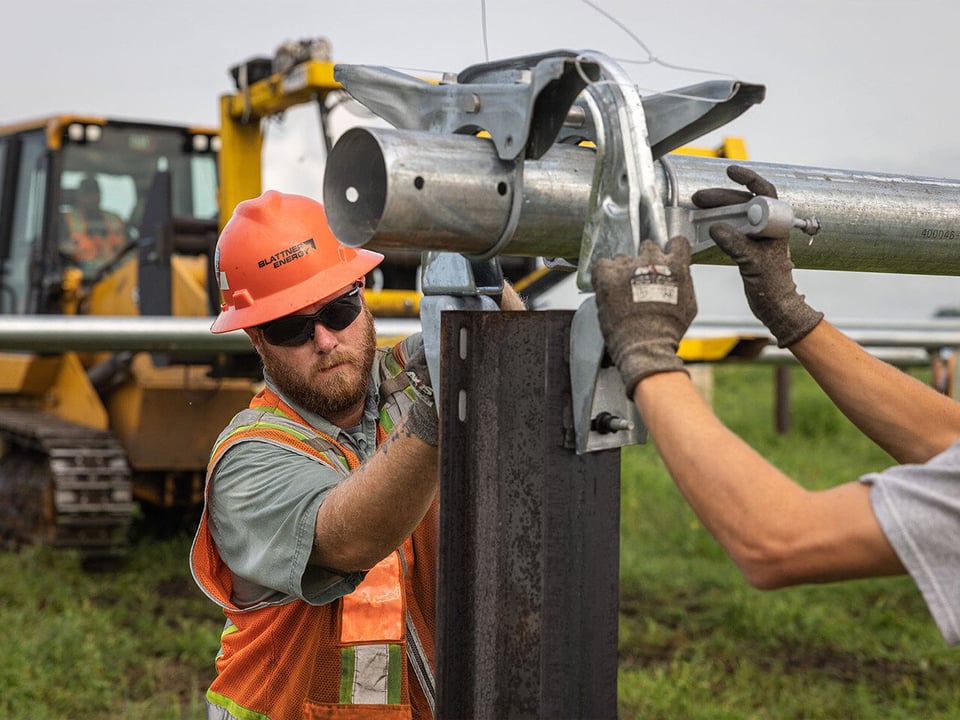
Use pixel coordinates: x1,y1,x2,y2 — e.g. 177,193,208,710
634,372,806,582
633,371,903,586
790,321,960,463
500,279,526,311
311,416,438,571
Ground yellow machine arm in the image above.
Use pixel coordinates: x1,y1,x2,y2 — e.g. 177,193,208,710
219,48,341,225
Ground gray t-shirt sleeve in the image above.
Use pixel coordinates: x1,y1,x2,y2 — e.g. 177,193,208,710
861,441,960,645
208,440,364,608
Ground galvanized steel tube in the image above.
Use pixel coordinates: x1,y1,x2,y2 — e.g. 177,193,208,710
0,316,421,353
324,127,595,259
664,155,960,275
323,126,960,276
0,316,249,353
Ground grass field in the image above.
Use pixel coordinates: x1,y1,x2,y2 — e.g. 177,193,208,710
2,363,958,719
618,363,960,719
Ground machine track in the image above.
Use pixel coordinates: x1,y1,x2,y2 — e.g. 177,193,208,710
0,407,133,555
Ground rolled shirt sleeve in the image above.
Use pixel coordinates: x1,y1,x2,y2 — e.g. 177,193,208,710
208,440,364,608
861,441,960,645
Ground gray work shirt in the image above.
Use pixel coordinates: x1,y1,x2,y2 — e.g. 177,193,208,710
861,440,960,645
207,374,383,609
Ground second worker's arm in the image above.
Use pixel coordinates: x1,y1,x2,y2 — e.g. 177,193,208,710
592,235,905,588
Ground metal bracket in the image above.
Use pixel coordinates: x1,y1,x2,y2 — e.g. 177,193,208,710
329,50,767,453
557,79,765,161
420,293,499,410
575,52,670,292
334,51,595,161
420,251,504,296
566,53,667,453
419,251,503,408
665,196,822,254
570,296,645,454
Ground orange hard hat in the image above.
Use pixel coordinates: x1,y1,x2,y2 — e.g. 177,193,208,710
211,191,384,333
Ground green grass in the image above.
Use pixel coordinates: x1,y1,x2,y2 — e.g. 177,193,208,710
0,536,221,720
1,363,958,718
618,363,960,719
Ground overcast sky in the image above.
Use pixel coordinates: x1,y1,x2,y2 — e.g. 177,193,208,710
5,0,960,318
5,0,957,175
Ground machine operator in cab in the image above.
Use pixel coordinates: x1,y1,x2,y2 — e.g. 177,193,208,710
60,174,127,277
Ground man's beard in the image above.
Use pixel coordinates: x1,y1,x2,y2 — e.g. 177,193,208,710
260,307,378,422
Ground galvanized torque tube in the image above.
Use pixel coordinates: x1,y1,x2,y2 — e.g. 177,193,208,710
323,127,595,259
663,154,960,275
323,126,960,276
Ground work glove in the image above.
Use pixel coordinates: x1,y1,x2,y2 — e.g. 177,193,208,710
691,165,823,348
592,236,697,398
403,344,439,447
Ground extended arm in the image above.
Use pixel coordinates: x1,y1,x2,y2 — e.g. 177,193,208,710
312,344,440,572
591,234,905,588
311,417,438,571
633,371,904,587
790,320,960,463
313,283,522,572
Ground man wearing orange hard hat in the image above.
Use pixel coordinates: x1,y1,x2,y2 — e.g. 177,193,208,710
191,190,522,720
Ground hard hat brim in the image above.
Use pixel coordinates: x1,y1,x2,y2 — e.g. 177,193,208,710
210,248,384,333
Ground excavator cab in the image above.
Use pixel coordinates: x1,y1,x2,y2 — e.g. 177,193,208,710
0,116,221,315
0,116,259,555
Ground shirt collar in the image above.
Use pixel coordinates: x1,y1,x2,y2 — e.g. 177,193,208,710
262,369,380,450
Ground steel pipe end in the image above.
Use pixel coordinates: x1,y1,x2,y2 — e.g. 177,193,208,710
323,127,388,248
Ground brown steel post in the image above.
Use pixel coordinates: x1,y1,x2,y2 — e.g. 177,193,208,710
435,310,621,720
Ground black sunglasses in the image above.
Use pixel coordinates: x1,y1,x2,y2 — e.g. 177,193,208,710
259,284,363,346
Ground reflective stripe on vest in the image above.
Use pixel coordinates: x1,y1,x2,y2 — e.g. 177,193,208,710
339,644,403,705
339,548,405,704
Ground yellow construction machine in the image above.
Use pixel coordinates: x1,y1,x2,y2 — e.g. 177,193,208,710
0,114,262,554
0,42,459,556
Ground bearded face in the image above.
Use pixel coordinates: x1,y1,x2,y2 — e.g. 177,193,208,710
257,306,378,422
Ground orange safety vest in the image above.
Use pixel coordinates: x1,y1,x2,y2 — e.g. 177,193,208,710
191,344,438,720
62,208,126,273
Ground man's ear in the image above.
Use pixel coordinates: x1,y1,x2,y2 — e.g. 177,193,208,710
244,327,263,353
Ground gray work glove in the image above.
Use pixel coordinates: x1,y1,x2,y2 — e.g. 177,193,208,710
403,345,438,447
691,165,823,348
592,237,697,398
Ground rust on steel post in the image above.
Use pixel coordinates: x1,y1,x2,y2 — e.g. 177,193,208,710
436,311,620,719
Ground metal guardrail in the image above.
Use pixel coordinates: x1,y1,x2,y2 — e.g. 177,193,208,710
0,316,422,353
687,317,960,366
0,316,956,366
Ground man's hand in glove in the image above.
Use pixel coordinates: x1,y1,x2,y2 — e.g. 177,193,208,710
403,344,439,447
692,165,823,348
592,237,697,399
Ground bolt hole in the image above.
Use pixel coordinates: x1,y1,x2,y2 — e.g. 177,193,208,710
497,182,508,196
414,176,425,190
345,186,360,203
